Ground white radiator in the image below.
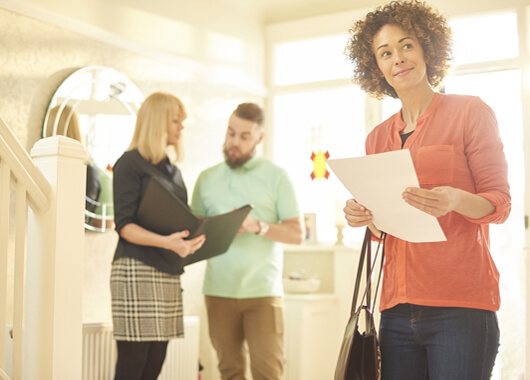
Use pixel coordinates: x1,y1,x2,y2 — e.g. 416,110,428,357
82,316,200,380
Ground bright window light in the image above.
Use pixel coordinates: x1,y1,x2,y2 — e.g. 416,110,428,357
445,70,525,379
450,12,519,65
273,34,353,86
272,86,366,243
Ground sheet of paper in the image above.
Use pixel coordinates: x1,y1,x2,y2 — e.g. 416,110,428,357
327,150,446,243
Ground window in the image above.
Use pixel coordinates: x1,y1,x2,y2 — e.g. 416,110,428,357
445,70,525,379
273,34,353,85
450,11,519,65
269,7,527,379
272,86,365,243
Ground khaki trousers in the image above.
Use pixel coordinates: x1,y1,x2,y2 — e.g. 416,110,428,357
205,296,284,380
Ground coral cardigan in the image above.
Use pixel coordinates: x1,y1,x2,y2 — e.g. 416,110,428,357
366,93,511,312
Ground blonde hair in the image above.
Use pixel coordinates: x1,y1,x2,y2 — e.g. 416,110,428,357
45,104,83,142
128,92,187,164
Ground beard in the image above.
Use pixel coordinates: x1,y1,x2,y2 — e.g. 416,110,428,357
223,144,257,169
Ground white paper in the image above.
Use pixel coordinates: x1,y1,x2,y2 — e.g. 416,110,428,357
327,150,446,243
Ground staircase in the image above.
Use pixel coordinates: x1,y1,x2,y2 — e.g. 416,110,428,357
0,115,86,380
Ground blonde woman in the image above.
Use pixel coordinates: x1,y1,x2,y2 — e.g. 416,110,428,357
110,92,205,380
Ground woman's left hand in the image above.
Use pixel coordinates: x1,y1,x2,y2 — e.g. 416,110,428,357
402,186,458,217
403,185,496,220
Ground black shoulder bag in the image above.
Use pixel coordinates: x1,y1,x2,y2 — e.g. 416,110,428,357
334,228,386,380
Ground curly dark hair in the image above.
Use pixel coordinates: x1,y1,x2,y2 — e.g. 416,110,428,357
346,0,453,99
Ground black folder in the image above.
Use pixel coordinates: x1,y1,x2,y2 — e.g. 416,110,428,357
136,177,253,267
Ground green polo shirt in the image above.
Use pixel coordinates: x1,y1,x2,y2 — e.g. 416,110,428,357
191,155,300,298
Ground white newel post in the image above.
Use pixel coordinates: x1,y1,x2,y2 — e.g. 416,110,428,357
26,136,86,380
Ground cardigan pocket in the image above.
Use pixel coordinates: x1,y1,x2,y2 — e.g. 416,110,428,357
415,145,454,185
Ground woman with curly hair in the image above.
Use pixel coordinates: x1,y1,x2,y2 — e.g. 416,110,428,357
343,1,511,379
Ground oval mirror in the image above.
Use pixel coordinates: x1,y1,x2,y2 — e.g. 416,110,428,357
43,66,144,232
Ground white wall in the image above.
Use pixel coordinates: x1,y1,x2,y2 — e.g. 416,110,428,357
0,2,265,379
5,0,265,86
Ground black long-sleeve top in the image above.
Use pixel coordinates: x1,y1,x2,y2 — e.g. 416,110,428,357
112,149,188,275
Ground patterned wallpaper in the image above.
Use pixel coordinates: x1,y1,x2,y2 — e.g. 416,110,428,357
0,8,263,378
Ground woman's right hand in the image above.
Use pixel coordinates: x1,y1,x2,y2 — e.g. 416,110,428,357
344,199,374,227
344,199,382,238
164,230,206,258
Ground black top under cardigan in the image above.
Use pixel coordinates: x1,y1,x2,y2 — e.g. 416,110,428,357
112,149,189,275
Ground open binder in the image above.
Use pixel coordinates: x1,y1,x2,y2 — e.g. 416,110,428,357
136,176,252,267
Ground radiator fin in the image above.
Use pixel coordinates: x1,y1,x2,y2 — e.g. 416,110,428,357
82,316,199,380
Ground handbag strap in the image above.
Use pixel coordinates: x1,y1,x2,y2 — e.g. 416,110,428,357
365,232,386,329
349,229,387,320
371,233,386,312
350,228,372,314
361,231,386,330
365,229,372,318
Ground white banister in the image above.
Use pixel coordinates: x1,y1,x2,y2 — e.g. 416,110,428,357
0,163,9,371
12,182,27,380
0,368,9,380
25,136,86,380
0,116,52,212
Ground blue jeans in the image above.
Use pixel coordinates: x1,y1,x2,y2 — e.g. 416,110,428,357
379,303,499,380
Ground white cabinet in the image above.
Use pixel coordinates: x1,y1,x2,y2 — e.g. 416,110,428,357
284,294,341,380
282,244,364,380
284,244,362,329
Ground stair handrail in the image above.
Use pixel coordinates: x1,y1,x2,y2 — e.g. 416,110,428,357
0,115,52,211
0,367,9,380
0,115,85,380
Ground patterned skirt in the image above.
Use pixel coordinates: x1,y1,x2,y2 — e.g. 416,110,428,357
110,257,184,341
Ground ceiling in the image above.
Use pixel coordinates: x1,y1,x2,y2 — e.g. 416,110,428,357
257,0,384,24
252,0,511,24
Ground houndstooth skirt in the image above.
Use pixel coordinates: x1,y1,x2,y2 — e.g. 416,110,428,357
110,257,184,341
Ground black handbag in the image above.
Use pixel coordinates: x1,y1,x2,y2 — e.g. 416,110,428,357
335,228,386,380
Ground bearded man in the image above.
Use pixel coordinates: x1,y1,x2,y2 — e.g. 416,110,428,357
191,103,304,380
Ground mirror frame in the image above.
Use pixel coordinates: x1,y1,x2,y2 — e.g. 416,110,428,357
43,66,144,232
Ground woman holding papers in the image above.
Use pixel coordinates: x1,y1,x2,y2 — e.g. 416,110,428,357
110,92,205,380
343,1,511,379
